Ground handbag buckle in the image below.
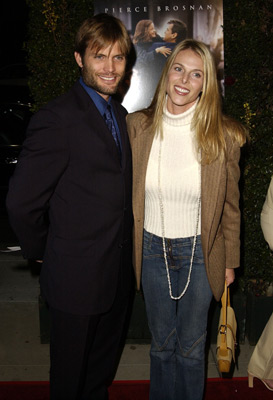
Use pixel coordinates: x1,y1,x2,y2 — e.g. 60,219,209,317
219,324,227,334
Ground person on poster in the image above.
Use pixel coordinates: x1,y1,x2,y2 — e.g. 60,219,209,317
132,19,169,69
132,19,172,109
148,19,188,94
127,39,247,400
149,19,188,60
6,13,134,400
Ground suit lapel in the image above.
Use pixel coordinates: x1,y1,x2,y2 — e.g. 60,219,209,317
112,101,128,168
201,158,223,251
135,122,155,189
130,120,155,223
78,90,123,165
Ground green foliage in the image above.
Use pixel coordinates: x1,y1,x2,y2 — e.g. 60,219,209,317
26,0,94,111
224,0,273,295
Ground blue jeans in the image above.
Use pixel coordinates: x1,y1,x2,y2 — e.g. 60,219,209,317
142,230,213,400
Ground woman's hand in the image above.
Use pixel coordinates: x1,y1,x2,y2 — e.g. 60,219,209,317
225,268,235,286
155,46,172,57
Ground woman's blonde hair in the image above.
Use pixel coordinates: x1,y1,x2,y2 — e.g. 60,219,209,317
143,39,247,164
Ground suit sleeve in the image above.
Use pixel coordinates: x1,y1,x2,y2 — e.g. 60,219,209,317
6,107,69,259
221,139,242,269
135,45,156,68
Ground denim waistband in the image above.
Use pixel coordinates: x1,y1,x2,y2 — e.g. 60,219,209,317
143,229,201,247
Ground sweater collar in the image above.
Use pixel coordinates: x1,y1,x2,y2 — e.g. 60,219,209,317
163,98,198,127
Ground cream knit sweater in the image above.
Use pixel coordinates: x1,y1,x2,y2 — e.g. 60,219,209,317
144,102,201,239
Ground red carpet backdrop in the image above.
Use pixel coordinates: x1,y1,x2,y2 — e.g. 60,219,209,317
0,378,272,400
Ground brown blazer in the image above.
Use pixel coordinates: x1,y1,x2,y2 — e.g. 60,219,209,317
127,111,242,301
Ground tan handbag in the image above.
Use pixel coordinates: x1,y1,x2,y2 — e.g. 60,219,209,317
216,282,237,373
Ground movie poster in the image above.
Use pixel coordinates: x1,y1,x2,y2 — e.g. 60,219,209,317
94,0,223,112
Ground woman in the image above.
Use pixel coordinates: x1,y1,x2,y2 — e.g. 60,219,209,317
127,39,247,400
133,19,158,44
130,20,172,110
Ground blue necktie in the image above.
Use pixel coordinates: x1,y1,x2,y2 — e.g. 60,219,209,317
104,105,122,158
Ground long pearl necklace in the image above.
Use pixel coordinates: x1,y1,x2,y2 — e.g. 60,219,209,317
158,138,201,300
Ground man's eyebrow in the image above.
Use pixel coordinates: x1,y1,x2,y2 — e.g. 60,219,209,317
91,51,125,57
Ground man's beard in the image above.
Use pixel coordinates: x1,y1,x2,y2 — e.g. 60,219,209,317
81,65,124,97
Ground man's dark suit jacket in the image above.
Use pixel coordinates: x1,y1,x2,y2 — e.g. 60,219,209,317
148,41,177,81
6,81,133,316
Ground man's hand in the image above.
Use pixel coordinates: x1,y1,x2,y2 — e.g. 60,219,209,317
155,46,172,57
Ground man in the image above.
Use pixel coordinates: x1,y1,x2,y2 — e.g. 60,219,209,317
6,13,133,400
149,19,188,66
162,19,187,45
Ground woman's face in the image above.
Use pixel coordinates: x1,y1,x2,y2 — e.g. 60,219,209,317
166,48,204,115
147,23,156,40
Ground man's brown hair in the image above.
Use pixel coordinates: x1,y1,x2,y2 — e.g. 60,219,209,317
75,13,131,59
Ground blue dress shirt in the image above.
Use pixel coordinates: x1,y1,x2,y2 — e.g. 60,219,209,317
79,77,122,150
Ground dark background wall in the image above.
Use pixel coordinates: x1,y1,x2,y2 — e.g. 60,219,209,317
0,0,28,67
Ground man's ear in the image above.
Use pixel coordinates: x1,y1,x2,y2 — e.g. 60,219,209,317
172,32,178,41
74,52,83,68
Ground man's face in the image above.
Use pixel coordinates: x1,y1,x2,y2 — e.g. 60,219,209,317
164,24,176,42
74,41,126,101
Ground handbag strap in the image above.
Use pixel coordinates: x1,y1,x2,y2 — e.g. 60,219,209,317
227,283,231,307
221,281,228,327
219,282,229,351
219,282,236,352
